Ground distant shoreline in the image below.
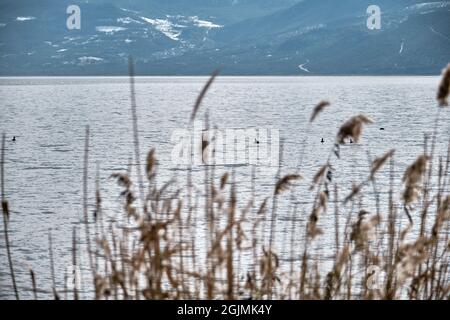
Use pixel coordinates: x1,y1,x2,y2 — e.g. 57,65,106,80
0,74,442,78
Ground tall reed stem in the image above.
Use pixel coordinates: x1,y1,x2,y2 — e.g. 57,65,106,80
83,126,95,281
128,56,147,219
1,133,19,300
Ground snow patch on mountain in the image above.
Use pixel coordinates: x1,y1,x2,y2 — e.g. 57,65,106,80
96,26,127,34
188,16,223,28
140,17,183,41
406,2,450,11
298,63,310,73
117,17,143,25
430,26,450,42
16,16,36,21
137,15,223,41
78,56,104,65
120,8,140,15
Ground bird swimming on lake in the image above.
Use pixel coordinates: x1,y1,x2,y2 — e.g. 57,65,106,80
380,127,385,131
321,138,324,144
326,170,333,182
12,136,16,142
255,138,259,144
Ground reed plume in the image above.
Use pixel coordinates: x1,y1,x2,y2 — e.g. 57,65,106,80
402,154,429,187
370,149,395,180
146,148,156,181
190,69,220,123
275,174,302,195
311,163,330,189
310,100,330,122
337,114,373,144
437,63,450,107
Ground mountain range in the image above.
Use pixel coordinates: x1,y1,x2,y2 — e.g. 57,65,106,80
0,0,449,75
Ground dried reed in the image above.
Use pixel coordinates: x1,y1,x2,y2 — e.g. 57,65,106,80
1,133,19,300
2,63,450,301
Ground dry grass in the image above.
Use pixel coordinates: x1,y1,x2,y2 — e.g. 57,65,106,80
310,100,330,123
1,63,449,300
437,63,450,107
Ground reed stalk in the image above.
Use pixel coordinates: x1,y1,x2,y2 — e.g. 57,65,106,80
1,133,19,300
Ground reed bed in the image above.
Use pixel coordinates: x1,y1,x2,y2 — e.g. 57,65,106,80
1,63,449,300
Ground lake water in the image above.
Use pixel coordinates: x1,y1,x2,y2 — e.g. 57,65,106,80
0,76,449,299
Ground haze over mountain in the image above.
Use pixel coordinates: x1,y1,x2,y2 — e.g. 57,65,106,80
0,0,449,75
